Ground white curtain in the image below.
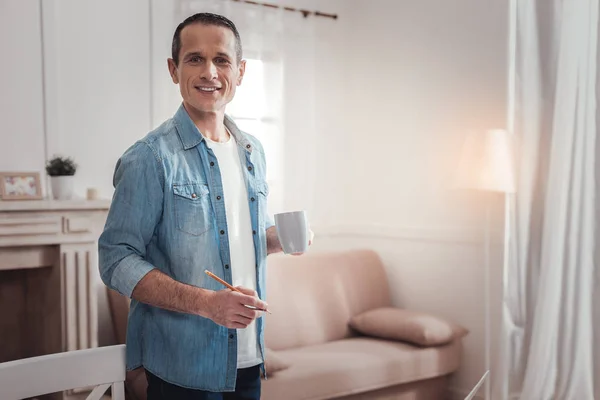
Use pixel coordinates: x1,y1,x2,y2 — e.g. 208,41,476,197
496,0,599,399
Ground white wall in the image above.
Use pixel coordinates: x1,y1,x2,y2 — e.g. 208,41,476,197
0,0,47,194
338,0,508,229
1,0,151,200
42,0,151,199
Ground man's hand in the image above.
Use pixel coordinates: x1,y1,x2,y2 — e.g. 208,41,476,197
206,286,268,329
266,226,282,255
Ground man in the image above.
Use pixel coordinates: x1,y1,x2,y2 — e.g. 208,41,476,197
99,12,308,400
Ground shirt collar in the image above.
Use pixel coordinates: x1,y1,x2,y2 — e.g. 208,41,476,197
174,104,253,154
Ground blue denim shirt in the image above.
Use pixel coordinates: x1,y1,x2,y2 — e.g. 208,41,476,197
98,104,273,391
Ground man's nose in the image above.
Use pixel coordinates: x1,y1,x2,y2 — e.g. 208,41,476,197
200,61,218,80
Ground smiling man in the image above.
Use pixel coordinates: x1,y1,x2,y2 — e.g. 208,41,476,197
98,13,292,400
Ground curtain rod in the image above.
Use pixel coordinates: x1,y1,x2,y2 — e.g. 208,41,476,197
230,0,338,19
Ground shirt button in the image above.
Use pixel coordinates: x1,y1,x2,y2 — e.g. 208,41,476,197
229,334,234,339
246,144,251,149
191,193,197,199
225,264,229,269
253,230,256,235
220,230,225,235
210,162,215,167
247,166,253,171
251,197,255,202
217,195,222,200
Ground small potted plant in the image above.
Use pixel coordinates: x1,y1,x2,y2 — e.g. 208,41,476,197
45,155,77,200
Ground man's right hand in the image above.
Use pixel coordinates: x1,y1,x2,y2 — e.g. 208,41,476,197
206,288,268,329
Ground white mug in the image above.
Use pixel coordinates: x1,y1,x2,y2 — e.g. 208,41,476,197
274,211,309,255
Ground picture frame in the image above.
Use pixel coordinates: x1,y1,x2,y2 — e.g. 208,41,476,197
0,172,43,200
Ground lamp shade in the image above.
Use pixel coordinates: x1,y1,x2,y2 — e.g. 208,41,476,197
454,129,516,193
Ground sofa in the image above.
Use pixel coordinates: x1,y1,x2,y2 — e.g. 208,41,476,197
106,249,466,400
261,249,464,400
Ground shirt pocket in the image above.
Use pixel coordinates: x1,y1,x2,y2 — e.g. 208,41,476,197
173,183,213,236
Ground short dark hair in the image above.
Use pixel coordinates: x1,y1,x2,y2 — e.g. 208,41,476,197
171,13,243,66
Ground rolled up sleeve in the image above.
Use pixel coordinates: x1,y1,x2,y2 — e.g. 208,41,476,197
98,142,164,298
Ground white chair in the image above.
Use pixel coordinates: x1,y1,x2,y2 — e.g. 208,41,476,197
0,345,126,400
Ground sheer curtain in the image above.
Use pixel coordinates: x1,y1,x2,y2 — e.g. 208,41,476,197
495,0,599,399
150,0,318,216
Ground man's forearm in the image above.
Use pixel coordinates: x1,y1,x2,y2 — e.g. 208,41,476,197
131,269,214,318
266,226,283,255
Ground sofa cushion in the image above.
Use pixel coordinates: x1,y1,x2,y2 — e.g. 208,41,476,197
349,307,469,346
265,250,392,350
261,337,462,400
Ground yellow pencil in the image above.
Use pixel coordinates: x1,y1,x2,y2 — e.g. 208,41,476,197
204,270,271,314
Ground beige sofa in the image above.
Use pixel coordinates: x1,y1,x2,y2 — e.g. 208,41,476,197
106,249,465,399
261,249,464,400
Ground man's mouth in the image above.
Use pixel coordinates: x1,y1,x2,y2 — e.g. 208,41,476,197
195,86,221,92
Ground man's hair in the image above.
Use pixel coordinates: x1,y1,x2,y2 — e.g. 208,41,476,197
171,13,243,66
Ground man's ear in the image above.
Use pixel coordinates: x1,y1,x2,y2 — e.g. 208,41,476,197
237,59,246,86
167,58,179,84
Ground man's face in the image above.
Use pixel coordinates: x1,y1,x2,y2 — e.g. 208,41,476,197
168,24,245,114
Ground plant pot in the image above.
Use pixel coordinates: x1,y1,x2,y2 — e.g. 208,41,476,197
50,176,75,200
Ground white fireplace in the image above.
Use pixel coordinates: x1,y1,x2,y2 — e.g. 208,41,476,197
0,199,110,399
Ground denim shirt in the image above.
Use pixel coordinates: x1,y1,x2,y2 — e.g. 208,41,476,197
98,104,273,391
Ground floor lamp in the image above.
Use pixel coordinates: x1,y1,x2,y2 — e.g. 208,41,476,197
454,129,515,400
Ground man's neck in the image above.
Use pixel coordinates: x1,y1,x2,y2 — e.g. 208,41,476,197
183,102,229,143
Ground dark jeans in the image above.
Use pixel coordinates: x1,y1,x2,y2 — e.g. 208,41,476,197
145,365,262,400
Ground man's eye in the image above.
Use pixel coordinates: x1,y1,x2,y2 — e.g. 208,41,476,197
190,56,201,63
215,58,229,64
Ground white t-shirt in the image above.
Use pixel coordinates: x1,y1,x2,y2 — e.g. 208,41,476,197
204,131,261,369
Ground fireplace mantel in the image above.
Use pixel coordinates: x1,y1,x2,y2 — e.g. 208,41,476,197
0,199,111,212
0,199,110,399
0,199,110,246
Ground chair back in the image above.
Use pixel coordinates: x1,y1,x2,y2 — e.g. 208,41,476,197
0,345,126,400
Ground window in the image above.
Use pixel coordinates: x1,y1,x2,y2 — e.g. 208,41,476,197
228,58,283,212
